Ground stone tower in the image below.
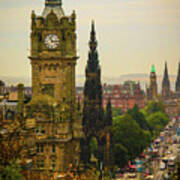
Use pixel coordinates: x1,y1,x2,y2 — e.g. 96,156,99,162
28,0,82,174
176,62,180,92
162,62,171,99
17,83,24,117
147,65,158,100
81,21,104,165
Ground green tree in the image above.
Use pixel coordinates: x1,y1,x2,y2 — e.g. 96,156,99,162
113,114,150,162
146,112,170,136
128,105,151,131
114,144,128,168
145,101,165,116
112,108,123,117
0,161,23,180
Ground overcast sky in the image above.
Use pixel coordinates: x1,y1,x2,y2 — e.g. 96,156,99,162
0,0,180,81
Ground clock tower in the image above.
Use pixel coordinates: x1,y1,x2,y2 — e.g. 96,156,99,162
30,0,77,104
28,0,82,174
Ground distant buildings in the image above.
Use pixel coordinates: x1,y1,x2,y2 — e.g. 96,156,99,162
103,81,145,112
145,62,180,117
76,81,145,113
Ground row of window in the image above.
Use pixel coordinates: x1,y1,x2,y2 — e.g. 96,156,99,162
36,127,46,135
37,144,56,153
36,159,56,170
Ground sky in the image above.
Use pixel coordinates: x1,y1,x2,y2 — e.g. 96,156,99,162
0,0,180,84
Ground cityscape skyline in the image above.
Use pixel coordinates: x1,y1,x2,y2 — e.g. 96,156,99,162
0,0,180,80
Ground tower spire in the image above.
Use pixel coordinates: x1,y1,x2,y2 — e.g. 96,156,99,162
163,62,170,84
86,21,100,74
89,20,97,51
151,65,155,73
176,62,180,91
162,62,170,98
82,21,104,165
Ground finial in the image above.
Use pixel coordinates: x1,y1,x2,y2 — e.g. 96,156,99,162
45,0,62,7
151,65,155,73
91,20,95,32
90,20,96,42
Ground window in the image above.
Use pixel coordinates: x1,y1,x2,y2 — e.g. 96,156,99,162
35,127,39,134
40,144,44,153
37,160,44,168
51,159,56,170
36,144,40,153
41,128,46,134
41,84,54,97
52,144,56,153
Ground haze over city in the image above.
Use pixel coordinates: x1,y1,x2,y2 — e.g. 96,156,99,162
0,0,180,85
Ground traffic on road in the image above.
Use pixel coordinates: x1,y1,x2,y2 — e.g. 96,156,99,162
114,116,180,180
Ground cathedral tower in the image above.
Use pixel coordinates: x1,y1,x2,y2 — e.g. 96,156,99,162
147,65,158,100
176,62,180,92
28,0,82,174
162,62,171,98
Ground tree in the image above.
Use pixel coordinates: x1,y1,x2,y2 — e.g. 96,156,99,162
114,144,128,168
112,108,123,117
113,114,150,163
145,101,165,116
128,105,151,131
0,161,23,180
146,112,170,136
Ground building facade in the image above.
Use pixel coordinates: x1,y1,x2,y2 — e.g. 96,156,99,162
27,0,82,174
103,81,145,112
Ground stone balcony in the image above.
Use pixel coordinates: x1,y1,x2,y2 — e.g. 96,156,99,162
36,133,72,143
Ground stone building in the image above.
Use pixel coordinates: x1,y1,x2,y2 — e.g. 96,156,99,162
26,0,83,175
147,65,158,101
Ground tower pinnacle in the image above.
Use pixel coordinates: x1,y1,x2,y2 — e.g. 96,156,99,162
89,21,97,51
43,0,64,20
163,62,169,84
45,0,62,6
151,65,155,73
176,62,180,92
162,62,170,98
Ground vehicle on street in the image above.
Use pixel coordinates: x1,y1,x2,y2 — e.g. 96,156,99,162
159,161,166,170
145,175,154,180
168,156,176,168
127,167,137,179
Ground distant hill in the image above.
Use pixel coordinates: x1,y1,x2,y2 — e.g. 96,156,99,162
0,73,177,91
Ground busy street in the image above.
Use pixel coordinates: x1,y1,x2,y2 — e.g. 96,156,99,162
115,117,180,180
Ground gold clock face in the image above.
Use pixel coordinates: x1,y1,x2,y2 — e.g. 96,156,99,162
44,34,59,49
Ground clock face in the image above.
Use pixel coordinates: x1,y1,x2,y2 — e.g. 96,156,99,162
44,34,59,49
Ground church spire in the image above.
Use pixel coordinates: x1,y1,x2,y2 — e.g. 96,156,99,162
162,62,170,85
162,62,170,98
176,62,180,92
151,65,156,73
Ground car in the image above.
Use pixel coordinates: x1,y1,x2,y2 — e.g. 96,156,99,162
145,175,154,180
127,172,137,178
